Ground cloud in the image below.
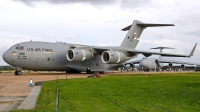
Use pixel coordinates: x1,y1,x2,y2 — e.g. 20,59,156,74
185,28,200,37
43,33,75,39
94,43,114,46
13,0,153,8
13,0,36,7
120,0,152,8
13,0,116,7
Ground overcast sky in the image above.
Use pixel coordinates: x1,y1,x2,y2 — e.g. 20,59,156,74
1,0,200,65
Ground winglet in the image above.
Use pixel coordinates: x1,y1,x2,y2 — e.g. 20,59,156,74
188,43,197,57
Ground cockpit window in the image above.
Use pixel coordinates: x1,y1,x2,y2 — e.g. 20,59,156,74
9,46,16,50
16,46,19,50
20,46,24,50
9,45,24,50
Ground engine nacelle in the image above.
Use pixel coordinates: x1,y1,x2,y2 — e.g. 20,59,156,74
181,64,185,68
101,51,126,64
169,63,173,67
130,64,134,67
67,49,93,61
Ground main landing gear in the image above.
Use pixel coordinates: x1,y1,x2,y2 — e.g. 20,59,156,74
15,69,22,75
86,68,104,74
65,70,81,74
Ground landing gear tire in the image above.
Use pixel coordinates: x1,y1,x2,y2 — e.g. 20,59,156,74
15,70,22,75
99,71,104,74
66,70,81,74
86,68,92,74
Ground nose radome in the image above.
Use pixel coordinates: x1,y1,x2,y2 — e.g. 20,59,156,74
140,60,145,66
3,51,9,64
139,60,147,68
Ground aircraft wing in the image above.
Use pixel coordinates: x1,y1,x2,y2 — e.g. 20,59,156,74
127,43,197,57
127,50,190,57
158,59,199,65
93,43,197,58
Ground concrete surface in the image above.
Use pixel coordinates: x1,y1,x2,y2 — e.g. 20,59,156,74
0,96,25,112
0,72,88,96
18,86,41,110
0,72,89,112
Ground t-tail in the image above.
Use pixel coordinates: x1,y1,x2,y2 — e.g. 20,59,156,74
120,20,174,49
150,47,175,59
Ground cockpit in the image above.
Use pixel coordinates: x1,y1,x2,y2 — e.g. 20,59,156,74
9,46,16,50
9,45,24,50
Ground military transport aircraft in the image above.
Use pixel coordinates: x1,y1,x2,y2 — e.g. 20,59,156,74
2,20,196,75
122,45,197,71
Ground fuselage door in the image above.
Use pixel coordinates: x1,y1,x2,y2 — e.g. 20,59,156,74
36,58,43,67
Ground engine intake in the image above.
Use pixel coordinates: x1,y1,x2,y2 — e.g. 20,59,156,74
169,63,173,67
67,49,93,61
181,64,185,68
130,64,134,67
101,51,126,64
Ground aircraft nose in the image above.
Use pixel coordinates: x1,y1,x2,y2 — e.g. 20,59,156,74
139,60,144,66
3,51,9,64
139,60,147,68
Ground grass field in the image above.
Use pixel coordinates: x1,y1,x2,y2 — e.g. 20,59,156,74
11,73,200,112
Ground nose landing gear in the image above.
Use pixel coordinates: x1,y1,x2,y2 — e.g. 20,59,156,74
15,69,22,75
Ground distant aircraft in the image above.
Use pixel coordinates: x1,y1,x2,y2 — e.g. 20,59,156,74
2,20,196,75
122,45,197,71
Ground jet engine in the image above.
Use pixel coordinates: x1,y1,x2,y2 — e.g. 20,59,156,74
101,51,126,64
130,63,134,67
67,49,93,61
181,64,185,68
169,63,173,67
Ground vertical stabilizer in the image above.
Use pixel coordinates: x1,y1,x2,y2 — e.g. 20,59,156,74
120,20,144,49
120,20,174,49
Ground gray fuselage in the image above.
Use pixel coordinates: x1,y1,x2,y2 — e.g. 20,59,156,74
3,41,111,71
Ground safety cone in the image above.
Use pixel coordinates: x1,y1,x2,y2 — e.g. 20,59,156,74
29,78,33,87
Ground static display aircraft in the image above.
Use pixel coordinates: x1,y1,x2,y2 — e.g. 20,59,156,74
2,20,196,75
122,45,197,71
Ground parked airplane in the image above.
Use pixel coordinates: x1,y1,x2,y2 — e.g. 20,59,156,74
122,45,197,71
2,20,196,75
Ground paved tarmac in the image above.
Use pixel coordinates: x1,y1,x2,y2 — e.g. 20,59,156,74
0,72,89,112
18,86,41,110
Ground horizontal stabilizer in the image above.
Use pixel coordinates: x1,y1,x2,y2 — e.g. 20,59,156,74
137,23,174,27
122,23,174,31
150,47,175,50
121,25,132,31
